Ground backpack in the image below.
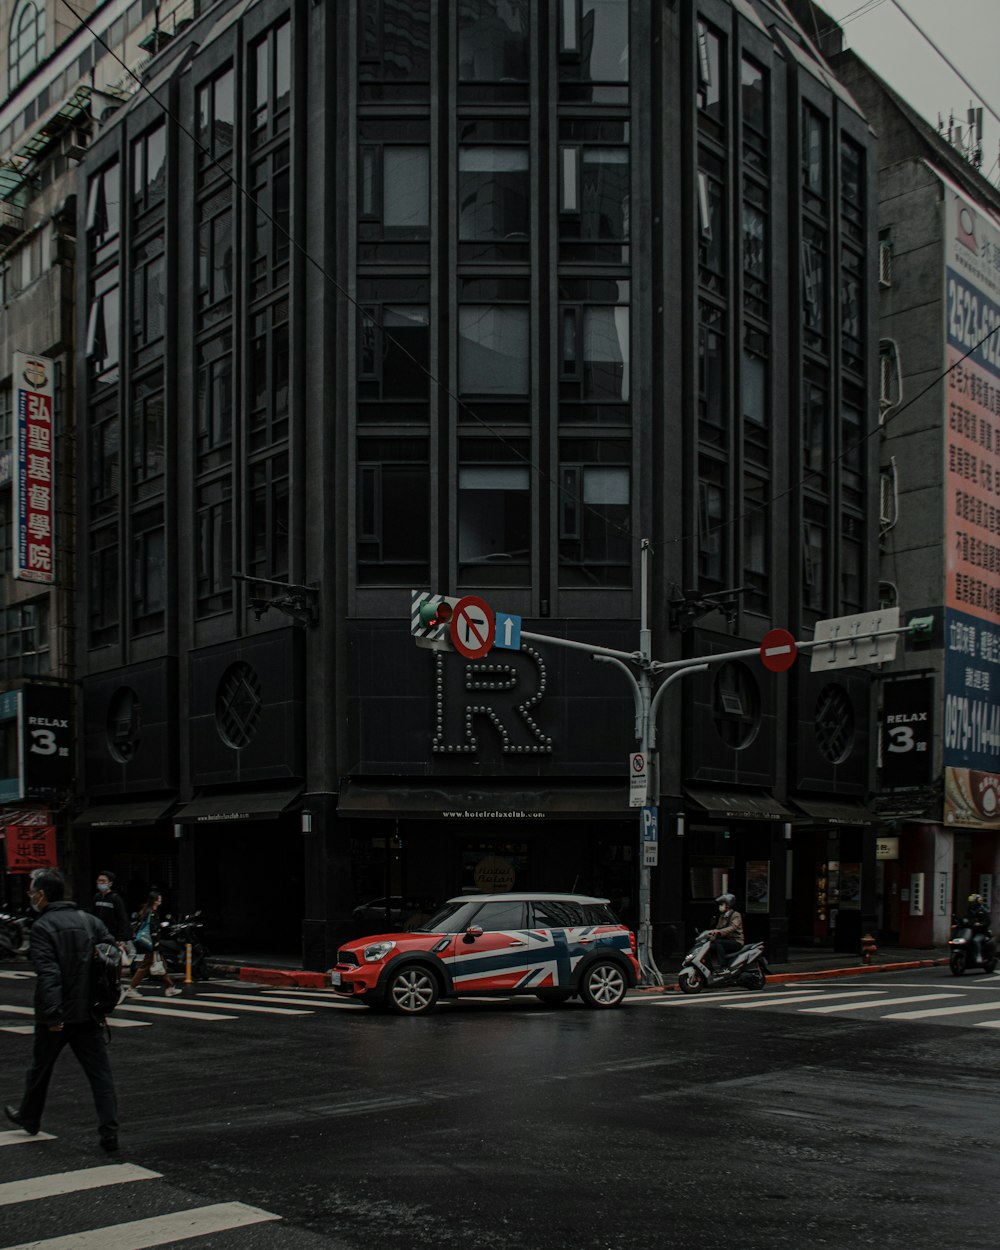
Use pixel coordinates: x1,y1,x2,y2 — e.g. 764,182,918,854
84,914,123,1019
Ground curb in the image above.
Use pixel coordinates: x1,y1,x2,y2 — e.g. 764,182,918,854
208,962,329,989
635,956,950,994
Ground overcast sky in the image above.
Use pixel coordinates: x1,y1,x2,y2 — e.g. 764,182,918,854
817,0,1000,188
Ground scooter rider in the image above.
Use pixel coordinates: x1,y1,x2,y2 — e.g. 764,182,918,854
708,894,744,973
965,894,992,964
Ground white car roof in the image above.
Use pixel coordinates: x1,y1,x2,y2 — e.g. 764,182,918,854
446,892,611,905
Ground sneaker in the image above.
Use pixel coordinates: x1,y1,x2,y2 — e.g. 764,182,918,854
122,988,141,999
164,987,183,997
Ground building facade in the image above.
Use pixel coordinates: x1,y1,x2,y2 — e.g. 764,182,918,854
825,26,1000,947
70,0,880,967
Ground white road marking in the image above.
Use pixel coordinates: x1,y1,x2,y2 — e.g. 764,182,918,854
199,992,361,1010
882,1000,1000,1021
116,1003,238,1022
800,993,960,1014
0,971,34,980
154,999,312,1016
0,1005,33,1016
655,990,826,1007
0,1026,34,1035
721,989,888,1009
0,1201,278,1249
0,1164,160,1206
0,1131,56,1147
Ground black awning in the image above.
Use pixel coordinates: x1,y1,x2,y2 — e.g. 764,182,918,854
790,796,871,826
337,780,633,821
74,798,177,828
174,786,304,825
685,786,795,822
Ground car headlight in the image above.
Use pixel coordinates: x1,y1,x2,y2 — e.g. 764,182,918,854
363,940,397,962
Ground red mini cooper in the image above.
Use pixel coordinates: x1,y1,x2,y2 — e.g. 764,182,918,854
331,892,640,1015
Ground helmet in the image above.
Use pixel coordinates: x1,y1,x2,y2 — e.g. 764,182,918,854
716,893,736,909
969,893,985,905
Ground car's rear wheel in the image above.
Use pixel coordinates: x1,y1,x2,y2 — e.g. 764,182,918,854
534,990,573,1005
385,965,439,1015
579,959,627,1008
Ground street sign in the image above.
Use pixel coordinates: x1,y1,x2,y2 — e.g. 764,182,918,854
810,607,900,671
759,628,797,673
411,590,459,651
629,752,647,808
449,595,496,660
494,611,522,651
642,806,659,865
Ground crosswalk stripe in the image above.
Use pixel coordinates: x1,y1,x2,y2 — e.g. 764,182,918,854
721,989,887,1009
0,1130,56,1147
116,1003,238,1022
0,1164,161,1206
158,999,312,1016
0,1201,279,1250
973,1020,1000,1029
200,992,364,1009
654,990,825,1007
0,1026,34,1035
882,999,1000,1021
0,971,34,980
800,993,960,1014
0,1005,33,1016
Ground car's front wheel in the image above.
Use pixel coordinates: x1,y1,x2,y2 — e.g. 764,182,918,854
579,959,627,1009
385,965,440,1015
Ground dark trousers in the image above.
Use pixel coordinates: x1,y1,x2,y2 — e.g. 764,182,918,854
709,938,742,972
18,1021,118,1142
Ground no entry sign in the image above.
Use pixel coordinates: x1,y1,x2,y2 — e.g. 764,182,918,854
449,595,496,659
759,628,797,673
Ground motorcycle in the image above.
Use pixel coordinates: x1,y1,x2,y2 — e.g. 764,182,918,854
677,929,770,994
0,908,33,960
156,912,210,980
948,917,997,976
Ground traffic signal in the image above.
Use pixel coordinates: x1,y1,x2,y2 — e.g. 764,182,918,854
907,615,934,639
906,613,937,648
411,590,459,651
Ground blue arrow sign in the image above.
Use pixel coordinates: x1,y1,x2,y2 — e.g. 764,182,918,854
494,612,522,651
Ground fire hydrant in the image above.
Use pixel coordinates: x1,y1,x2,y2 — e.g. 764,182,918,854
860,932,878,965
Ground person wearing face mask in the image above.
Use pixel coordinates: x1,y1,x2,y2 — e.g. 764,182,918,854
92,872,131,965
707,893,745,973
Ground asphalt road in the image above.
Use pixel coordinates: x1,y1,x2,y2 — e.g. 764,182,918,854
1,964,998,1249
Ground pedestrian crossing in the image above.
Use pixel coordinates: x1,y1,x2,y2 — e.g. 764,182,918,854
0,1133,280,1249
641,979,1000,1028
0,986,366,1035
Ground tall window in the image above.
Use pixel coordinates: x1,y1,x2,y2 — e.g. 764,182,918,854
357,437,429,586
248,299,289,452
196,478,232,616
698,464,726,591
90,525,119,646
458,119,529,262
358,120,429,262
696,19,723,128
459,278,530,422
358,277,430,423
250,18,291,150
698,304,726,446
559,0,629,104
86,163,121,267
131,234,165,363
248,453,289,584
559,279,629,423
198,187,233,326
0,600,50,677
131,123,166,217
132,506,165,634
802,105,826,209
8,0,44,90
458,0,529,102
197,65,235,180
131,372,165,497
458,440,531,587
359,0,430,102
559,120,629,264
697,151,725,290
558,439,630,586
196,333,233,470
86,269,121,386
740,56,767,170
742,475,769,614
249,143,290,300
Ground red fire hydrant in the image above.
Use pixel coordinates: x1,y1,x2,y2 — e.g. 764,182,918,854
861,932,878,965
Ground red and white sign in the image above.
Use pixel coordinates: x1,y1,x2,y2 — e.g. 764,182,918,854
449,595,496,659
760,628,797,673
4,818,56,873
13,351,55,584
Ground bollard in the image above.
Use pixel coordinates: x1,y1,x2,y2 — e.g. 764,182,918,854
185,941,193,984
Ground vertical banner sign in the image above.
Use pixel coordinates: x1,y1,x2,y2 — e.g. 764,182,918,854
13,351,55,584
942,185,1000,830
881,677,934,788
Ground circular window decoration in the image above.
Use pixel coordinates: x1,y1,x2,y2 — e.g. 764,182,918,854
215,662,263,749
712,662,761,750
815,684,854,764
107,687,141,763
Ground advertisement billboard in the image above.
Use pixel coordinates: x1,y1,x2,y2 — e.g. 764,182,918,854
942,181,1000,829
12,351,55,584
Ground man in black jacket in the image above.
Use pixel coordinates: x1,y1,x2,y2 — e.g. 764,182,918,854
93,870,131,945
4,868,120,1151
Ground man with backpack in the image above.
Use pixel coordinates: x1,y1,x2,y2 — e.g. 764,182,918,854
4,868,121,1152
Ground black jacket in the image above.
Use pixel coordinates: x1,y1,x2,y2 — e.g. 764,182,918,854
92,889,131,942
30,901,113,1026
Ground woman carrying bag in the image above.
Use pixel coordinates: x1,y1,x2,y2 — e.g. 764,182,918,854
124,892,182,998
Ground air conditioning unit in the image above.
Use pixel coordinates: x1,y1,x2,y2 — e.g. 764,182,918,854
878,240,892,288
60,128,89,162
0,201,24,245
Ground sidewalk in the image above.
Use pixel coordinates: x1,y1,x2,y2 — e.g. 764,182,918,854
206,944,949,991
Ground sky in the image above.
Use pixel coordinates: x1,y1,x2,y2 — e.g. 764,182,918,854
817,0,1000,189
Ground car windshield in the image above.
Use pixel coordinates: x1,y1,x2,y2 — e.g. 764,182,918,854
412,901,481,933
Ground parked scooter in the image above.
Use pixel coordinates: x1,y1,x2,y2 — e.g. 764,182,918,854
157,911,210,980
677,929,770,993
0,907,33,960
948,915,997,976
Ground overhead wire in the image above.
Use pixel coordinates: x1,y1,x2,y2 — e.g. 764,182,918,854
57,0,1000,571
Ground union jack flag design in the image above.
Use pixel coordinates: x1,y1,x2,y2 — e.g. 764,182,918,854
445,926,631,992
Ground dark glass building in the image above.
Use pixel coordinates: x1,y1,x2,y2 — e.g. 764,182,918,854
74,0,879,967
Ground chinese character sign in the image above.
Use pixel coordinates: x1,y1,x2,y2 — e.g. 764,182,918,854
13,351,55,585
4,822,56,873
881,677,934,789
943,188,1000,829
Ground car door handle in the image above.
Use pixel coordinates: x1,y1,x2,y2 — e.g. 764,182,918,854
507,940,528,947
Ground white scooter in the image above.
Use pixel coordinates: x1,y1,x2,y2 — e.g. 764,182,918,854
677,929,770,993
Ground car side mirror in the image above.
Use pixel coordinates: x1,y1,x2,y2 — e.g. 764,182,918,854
463,925,483,944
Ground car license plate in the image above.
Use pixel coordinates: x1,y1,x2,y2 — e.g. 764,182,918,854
330,971,341,987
